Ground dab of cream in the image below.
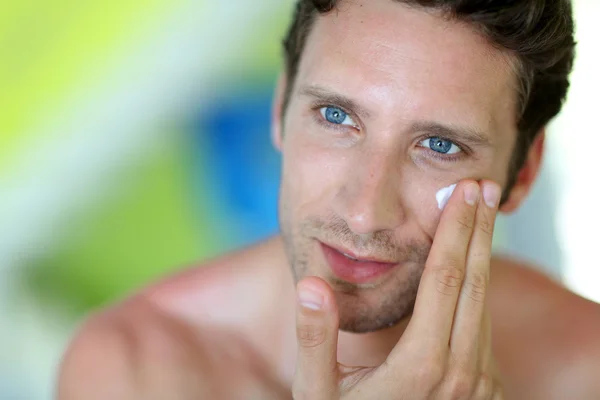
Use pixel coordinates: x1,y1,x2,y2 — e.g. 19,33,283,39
436,183,457,210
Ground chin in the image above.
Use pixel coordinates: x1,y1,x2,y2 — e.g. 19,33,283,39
334,283,419,333
336,294,414,333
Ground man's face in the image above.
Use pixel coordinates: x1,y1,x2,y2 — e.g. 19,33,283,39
278,0,520,333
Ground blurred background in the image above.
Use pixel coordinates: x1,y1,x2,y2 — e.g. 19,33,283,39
0,1,598,398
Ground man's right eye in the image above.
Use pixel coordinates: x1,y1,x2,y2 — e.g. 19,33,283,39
319,106,357,127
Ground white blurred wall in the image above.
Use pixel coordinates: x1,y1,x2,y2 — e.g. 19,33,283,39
498,0,600,302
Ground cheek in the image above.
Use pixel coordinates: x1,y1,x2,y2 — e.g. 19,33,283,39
281,131,348,214
400,175,450,237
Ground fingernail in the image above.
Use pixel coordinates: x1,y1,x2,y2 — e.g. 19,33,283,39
464,183,480,206
298,287,324,310
483,183,501,208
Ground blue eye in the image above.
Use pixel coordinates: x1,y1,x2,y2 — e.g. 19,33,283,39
420,137,461,155
320,106,356,127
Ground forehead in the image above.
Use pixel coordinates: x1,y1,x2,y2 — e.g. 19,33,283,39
295,0,519,139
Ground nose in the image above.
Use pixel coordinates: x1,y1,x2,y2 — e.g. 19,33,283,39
333,153,406,235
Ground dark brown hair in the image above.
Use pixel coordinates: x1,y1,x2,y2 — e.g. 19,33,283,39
282,0,576,197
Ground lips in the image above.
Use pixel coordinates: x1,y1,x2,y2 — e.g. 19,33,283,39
320,242,398,284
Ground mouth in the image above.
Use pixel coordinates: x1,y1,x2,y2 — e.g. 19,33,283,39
319,241,399,285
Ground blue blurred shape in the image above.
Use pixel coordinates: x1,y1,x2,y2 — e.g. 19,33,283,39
196,85,281,246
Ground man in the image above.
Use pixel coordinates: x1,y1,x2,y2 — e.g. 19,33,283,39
58,0,600,399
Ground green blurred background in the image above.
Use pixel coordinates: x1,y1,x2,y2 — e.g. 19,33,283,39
1,1,599,399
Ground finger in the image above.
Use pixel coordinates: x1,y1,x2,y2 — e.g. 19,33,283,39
472,373,495,399
450,181,500,365
292,277,339,400
477,310,494,372
492,385,505,400
402,181,480,351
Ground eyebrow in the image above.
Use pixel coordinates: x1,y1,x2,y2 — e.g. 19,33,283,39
298,85,373,119
410,121,492,148
298,84,492,148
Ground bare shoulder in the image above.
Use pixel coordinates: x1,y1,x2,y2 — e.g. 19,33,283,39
489,256,600,399
141,236,293,329
489,255,600,336
58,295,288,399
58,297,215,399
58,237,293,399
136,236,295,376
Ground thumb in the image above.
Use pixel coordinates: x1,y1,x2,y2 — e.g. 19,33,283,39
292,277,339,400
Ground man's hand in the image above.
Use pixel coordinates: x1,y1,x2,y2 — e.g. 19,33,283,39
292,180,504,399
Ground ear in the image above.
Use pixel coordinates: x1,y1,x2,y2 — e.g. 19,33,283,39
271,72,287,151
499,130,546,214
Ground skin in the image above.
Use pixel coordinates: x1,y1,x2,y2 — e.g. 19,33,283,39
58,1,600,399
277,0,518,334
292,180,504,399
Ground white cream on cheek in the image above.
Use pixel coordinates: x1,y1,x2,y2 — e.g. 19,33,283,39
436,183,457,210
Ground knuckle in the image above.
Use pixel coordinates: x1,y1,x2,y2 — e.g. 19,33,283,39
477,214,495,236
409,364,443,396
291,382,309,400
296,323,327,348
475,373,495,398
445,370,476,399
408,349,446,387
456,213,475,232
463,271,488,304
433,265,465,296
417,362,445,386
493,385,505,400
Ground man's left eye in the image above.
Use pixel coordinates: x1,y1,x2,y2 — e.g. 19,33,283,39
419,137,461,155
320,106,356,127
